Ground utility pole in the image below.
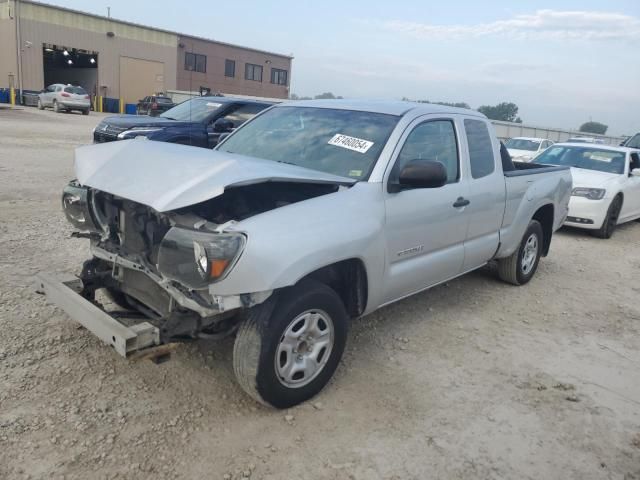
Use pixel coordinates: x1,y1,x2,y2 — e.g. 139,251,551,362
15,0,24,103
107,6,110,18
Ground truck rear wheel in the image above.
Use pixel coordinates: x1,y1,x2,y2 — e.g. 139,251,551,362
497,219,543,286
233,279,349,408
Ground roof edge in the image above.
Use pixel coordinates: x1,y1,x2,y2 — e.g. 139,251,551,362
22,0,294,60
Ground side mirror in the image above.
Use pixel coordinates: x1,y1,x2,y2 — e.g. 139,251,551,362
212,119,234,133
395,160,448,191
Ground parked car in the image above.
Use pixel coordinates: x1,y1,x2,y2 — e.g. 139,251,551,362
93,96,273,148
566,136,605,144
504,137,553,162
621,133,640,149
39,100,572,408
533,143,640,238
136,95,175,116
37,84,90,115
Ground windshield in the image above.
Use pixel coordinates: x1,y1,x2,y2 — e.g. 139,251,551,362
626,133,640,149
160,97,224,122
64,86,86,95
217,106,399,180
505,138,540,151
534,146,626,174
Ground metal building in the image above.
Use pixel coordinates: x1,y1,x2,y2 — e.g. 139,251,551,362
0,0,293,111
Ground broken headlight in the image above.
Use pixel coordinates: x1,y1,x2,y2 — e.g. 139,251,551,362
157,228,246,289
61,181,99,231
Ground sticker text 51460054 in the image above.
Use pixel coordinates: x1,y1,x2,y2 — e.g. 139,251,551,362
328,134,374,154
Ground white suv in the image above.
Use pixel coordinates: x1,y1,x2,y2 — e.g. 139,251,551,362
38,84,90,115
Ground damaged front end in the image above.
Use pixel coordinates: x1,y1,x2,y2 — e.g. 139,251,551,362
42,177,340,356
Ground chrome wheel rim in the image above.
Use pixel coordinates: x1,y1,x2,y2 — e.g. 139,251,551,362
275,309,334,388
521,233,538,274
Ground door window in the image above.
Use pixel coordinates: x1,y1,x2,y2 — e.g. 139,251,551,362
392,119,459,184
220,103,268,128
630,153,640,171
464,119,495,179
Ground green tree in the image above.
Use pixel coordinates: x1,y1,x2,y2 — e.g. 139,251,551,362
477,102,521,122
314,92,343,99
289,93,312,100
579,121,608,135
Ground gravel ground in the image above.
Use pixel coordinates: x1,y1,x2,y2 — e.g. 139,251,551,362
1,106,639,480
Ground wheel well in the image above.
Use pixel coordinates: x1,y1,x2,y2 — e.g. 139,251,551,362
299,259,368,318
533,204,554,256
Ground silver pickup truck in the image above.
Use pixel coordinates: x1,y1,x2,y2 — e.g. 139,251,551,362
38,100,572,408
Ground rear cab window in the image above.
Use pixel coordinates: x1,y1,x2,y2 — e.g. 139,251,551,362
464,119,495,178
156,97,173,104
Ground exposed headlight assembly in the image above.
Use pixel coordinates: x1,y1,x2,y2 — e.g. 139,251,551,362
61,181,99,231
157,228,246,289
117,127,163,139
571,187,606,200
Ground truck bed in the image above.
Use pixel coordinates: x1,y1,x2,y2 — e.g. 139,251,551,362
504,161,570,177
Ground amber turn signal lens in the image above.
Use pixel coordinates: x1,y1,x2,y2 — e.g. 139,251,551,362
210,259,230,278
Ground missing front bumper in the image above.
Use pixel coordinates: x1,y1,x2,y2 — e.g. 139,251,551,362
35,272,160,357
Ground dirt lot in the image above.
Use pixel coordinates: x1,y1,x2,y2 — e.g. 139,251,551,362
1,106,639,480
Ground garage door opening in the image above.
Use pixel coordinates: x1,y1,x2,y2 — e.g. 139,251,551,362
42,44,98,98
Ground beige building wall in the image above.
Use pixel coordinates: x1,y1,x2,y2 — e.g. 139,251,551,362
119,57,165,104
176,36,292,99
10,1,178,98
0,2,18,89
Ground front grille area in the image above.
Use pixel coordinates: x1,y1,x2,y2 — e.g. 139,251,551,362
93,123,127,143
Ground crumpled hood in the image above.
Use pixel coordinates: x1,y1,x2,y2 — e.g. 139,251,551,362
570,167,620,189
74,139,356,212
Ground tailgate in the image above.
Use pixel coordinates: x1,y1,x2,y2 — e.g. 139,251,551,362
35,273,160,357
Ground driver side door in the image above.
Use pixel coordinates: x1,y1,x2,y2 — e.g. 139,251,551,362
621,152,640,220
382,116,470,304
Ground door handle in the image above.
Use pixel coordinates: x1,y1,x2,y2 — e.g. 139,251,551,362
453,197,470,208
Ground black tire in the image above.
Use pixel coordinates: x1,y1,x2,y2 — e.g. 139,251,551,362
233,279,349,408
497,219,543,286
82,108,89,116
592,196,622,239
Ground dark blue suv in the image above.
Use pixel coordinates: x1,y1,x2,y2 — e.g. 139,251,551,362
93,96,274,148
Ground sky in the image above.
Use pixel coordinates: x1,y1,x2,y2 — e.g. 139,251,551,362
47,0,640,135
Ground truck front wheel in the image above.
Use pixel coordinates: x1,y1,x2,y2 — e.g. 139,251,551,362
497,219,543,286
233,279,349,408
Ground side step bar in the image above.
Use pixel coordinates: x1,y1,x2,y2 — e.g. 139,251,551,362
35,273,160,357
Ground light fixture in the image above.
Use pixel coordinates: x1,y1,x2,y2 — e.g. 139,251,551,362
44,47,53,52
90,57,96,64
67,59,73,65
63,49,69,56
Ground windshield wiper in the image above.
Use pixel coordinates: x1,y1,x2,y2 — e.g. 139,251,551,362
162,116,177,121
276,160,298,166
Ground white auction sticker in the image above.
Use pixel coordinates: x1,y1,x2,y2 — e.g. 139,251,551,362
328,134,374,154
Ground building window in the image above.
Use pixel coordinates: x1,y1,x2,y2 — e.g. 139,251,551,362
270,68,288,85
225,59,235,77
185,52,206,73
245,63,263,82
